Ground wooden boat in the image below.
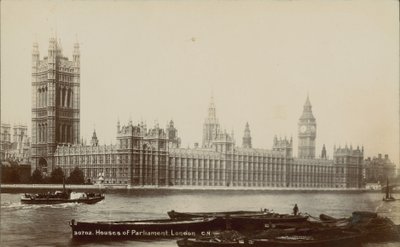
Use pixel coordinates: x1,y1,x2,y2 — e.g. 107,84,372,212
229,214,309,231
177,229,362,247
168,210,269,220
70,217,225,240
21,191,104,204
251,232,362,247
350,212,400,242
383,177,396,201
168,210,308,231
231,214,308,223
318,211,400,242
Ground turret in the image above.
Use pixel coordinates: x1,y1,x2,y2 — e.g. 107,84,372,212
57,38,63,57
272,136,293,157
166,120,181,148
321,144,327,159
32,42,40,64
91,129,99,146
48,37,57,58
242,122,252,148
208,95,216,119
73,42,80,64
202,94,220,148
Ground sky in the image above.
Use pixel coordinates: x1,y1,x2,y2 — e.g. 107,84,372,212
1,0,399,164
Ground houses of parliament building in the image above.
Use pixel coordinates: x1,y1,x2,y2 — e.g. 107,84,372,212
34,38,363,189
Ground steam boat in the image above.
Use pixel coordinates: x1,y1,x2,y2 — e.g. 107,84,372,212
21,190,104,204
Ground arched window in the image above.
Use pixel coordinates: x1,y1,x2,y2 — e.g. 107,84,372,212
38,124,41,142
69,89,73,108
44,87,48,106
70,125,73,143
66,125,70,143
56,88,59,107
58,88,62,106
40,124,43,142
64,125,68,143
59,124,63,142
38,88,42,107
62,88,66,107
44,123,47,142
41,88,45,107
67,89,71,108
41,124,44,142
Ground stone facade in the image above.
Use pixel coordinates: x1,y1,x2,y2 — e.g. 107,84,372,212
1,123,31,163
55,122,168,185
31,37,80,173
0,123,12,160
333,146,364,188
54,96,364,189
364,154,396,184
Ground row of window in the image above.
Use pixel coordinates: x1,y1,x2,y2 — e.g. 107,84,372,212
171,156,286,163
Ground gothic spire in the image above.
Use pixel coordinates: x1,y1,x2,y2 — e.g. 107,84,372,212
300,95,315,120
91,129,98,146
208,95,216,119
242,122,252,148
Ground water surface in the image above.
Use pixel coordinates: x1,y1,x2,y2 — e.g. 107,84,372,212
1,190,399,246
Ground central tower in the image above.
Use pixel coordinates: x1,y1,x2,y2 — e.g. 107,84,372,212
298,95,316,159
202,96,220,148
31,37,80,174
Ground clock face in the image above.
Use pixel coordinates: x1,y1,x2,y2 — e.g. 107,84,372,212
300,125,307,133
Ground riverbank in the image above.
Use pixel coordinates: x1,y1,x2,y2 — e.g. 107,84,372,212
0,183,379,193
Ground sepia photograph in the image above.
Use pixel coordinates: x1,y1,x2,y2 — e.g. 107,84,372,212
1,0,399,246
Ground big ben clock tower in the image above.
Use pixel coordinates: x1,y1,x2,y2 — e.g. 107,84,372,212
298,95,316,159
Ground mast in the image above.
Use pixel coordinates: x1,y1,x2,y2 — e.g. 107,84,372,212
386,177,390,199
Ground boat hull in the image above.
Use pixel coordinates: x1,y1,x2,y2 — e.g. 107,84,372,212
383,198,396,202
20,196,104,204
168,210,267,220
70,217,225,240
168,211,308,232
230,215,308,231
250,236,362,247
177,234,361,247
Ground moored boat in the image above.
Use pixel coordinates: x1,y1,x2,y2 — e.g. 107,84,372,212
350,211,400,242
70,217,225,240
383,177,396,201
229,214,309,232
176,229,362,247
168,210,309,232
21,191,104,204
318,211,400,242
168,210,269,220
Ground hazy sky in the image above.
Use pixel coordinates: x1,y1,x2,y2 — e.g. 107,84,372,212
1,0,399,164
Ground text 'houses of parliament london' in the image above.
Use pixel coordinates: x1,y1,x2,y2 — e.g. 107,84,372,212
33,38,364,189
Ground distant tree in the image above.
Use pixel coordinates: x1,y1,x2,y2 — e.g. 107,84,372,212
50,167,64,184
31,169,44,184
8,166,20,184
1,164,20,184
1,165,11,183
67,166,85,184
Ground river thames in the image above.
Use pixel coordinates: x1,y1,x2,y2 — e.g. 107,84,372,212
1,190,399,247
